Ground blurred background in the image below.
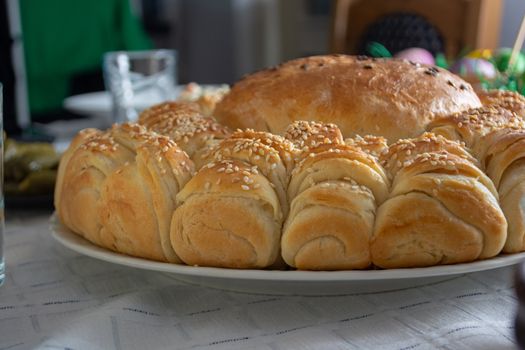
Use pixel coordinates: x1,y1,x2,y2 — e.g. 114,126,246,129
1,0,524,137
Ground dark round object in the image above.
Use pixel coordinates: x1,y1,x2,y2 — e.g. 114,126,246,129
517,262,525,301
516,262,525,349
359,12,445,56
517,313,525,350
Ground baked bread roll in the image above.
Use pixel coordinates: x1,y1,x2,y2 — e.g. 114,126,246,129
229,129,297,174
207,130,295,218
371,133,507,268
478,128,525,252
177,82,230,116
344,135,388,158
55,123,194,262
214,55,482,142
428,107,525,253
171,159,282,268
138,101,231,169
282,122,389,270
476,89,525,116
55,128,101,221
284,120,344,151
427,106,524,160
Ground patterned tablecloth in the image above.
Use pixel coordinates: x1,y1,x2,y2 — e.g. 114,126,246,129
0,211,521,350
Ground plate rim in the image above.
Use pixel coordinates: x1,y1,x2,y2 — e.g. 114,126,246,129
62,84,225,115
49,214,525,282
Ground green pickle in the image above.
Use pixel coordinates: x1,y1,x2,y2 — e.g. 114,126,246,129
4,138,60,196
17,170,57,195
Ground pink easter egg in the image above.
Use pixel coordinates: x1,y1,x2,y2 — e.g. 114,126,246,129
394,48,435,65
450,58,497,80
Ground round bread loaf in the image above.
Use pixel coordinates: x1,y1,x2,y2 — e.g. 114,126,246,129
214,55,482,142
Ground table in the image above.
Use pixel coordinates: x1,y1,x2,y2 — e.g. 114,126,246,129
0,211,521,350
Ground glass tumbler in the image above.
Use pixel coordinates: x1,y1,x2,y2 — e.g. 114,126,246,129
103,50,177,124
0,83,4,286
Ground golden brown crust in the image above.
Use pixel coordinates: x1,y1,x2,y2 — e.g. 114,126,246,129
282,129,390,270
289,142,389,203
215,55,482,142
55,128,102,224
477,128,525,253
477,89,525,116
56,123,194,262
177,82,230,115
380,132,478,179
498,159,525,252
427,106,524,157
209,136,289,218
230,129,297,173
284,120,344,151
138,101,231,166
483,128,525,186
344,135,388,158
371,133,507,268
282,180,375,270
372,192,486,267
171,159,282,268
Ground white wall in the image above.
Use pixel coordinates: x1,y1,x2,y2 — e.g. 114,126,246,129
499,0,525,48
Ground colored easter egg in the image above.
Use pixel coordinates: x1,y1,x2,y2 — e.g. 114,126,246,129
450,58,497,81
394,48,435,65
466,49,493,60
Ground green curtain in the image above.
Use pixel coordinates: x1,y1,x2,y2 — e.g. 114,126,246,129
19,0,152,114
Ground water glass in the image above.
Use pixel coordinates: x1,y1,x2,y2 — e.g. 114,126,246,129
103,50,177,124
0,83,4,286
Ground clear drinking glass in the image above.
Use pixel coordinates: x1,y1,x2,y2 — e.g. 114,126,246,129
0,83,4,286
103,50,177,124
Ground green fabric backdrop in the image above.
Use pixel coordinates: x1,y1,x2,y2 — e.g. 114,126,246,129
19,0,152,114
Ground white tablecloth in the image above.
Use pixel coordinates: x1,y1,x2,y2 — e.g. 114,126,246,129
0,212,521,350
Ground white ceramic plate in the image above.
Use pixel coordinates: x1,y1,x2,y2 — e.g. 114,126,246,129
63,84,227,119
50,215,525,295
63,91,112,118
63,86,184,119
